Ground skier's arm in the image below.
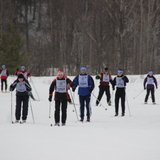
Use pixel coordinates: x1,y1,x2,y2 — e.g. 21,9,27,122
48,80,56,101
9,80,18,91
72,76,79,91
144,77,147,89
153,77,158,88
123,76,129,83
25,80,32,92
89,76,95,93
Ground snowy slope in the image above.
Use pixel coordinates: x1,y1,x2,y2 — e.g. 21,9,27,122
0,75,160,160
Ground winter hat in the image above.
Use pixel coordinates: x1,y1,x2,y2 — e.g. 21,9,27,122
104,67,108,71
21,66,25,70
80,67,87,71
117,69,123,73
148,71,153,74
18,74,24,79
57,70,64,75
2,65,6,69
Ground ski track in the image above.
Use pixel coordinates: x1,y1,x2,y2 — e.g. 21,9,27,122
0,75,160,160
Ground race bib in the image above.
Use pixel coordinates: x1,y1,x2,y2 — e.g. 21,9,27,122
56,80,66,93
103,74,110,82
16,82,27,92
79,75,88,88
147,77,154,85
1,69,7,76
116,77,125,88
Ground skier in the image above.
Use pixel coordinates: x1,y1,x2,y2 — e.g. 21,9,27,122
95,67,113,106
0,65,9,92
9,74,32,123
72,67,95,122
144,71,158,104
112,69,129,117
48,70,73,126
14,66,31,79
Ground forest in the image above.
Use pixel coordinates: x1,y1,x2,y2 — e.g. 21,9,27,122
0,0,160,75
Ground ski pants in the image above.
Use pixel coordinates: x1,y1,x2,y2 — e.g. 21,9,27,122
1,79,7,91
115,88,125,114
145,88,155,102
96,85,110,105
79,95,91,120
54,100,67,124
16,93,29,120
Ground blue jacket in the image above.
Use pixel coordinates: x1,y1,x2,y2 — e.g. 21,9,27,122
73,74,95,96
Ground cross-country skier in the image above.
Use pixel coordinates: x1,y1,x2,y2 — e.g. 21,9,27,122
48,70,73,126
72,67,95,122
144,71,158,104
9,74,32,123
14,66,31,80
112,69,129,117
0,65,9,92
95,67,113,106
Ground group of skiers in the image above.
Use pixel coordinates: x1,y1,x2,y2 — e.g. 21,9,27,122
0,65,158,126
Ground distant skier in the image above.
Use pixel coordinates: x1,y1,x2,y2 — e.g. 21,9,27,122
112,69,129,116
9,74,32,123
14,66,31,80
72,67,95,122
48,70,73,126
0,65,9,92
144,71,158,104
95,67,113,106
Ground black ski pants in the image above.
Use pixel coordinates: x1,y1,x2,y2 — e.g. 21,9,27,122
145,88,155,102
115,88,125,115
1,79,7,90
96,85,110,105
54,100,67,124
16,93,29,120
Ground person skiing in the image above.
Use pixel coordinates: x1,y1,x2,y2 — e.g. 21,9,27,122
95,67,113,106
9,74,32,123
14,66,31,80
72,67,95,122
0,65,9,92
144,71,158,104
48,70,73,126
112,69,129,117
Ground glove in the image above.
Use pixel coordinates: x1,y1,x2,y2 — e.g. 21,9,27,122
144,87,146,90
112,86,115,91
72,88,75,92
9,86,13,92
68,99,72,104
48,96,52,102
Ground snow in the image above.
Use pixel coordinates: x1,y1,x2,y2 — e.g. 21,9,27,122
0,75,160,160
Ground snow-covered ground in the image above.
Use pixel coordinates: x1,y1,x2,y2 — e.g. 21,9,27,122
0,75,160,160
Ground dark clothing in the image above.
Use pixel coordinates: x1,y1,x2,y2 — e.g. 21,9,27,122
1,79,7,90
10,78,32,121
49,76,72,124
144,75,157,89
79,95,91,120
113,75,129,115
145,88,155,103
96,85,111,105
55,100,67,123
115,88,125,115
16,93,29,120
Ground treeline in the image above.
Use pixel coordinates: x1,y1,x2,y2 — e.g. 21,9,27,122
0,0,160,75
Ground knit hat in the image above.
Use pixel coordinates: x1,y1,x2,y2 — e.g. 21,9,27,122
57,70,64,75
117,69,123,73
2,65,6,69
104,67,108,71
21,66,25,70
148,71,153,74
18,74,24,79
80,67,87,71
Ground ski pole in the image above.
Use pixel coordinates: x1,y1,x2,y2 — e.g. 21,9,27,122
126,95,132,117
30,77,40,101
133,89,144,99
11,92,13,123
111,90,114,105
49,102,52,119
91,93,107,110
30,100,35,124
69,89,79,121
